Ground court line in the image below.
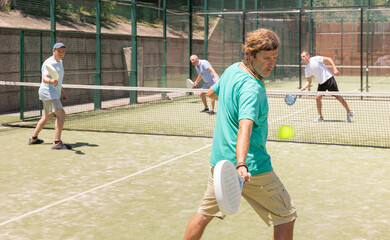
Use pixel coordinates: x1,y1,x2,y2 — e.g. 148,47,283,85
0,143,213,227
269,105,313,124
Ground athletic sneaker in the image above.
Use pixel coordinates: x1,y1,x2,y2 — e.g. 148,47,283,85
200,108,209,113
28,138,44,145
313,116,324,122
347,111,355,123
208,109,215,115
51,141,72,150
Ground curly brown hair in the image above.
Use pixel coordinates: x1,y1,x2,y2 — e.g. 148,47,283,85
242,28,280,62
241,28,280,81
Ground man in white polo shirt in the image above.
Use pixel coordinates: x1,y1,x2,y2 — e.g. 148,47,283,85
300,50,354,123
28,42,72,150
190,55,219,115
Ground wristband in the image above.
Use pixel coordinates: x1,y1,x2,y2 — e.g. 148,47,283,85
236,162,248,172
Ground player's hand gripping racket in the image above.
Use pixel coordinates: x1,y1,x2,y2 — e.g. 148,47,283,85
214,160,250,215
46,64,59,81
284,94,297,106
186,79,194,88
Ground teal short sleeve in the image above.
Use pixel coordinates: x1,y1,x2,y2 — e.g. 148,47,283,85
212,78,221,95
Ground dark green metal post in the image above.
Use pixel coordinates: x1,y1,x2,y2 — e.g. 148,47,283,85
270,26,275,81
50,0,56,47
298,10,302,90
365,7,370,92
242,0,246,45
360,8,363,92
235,0,240,61
289,30,293,79
188,0,193,80
308,0,312,54
20,30,24,120
341,18,343,75
255,0,258,29
40,32,43,116
281,30,285,81
161,0,167,88
204,0,208,60
94,0,101,109
130,0,138,103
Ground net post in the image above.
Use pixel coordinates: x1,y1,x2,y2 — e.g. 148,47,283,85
93,74,101,109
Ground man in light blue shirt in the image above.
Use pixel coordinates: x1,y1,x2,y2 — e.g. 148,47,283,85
28,42,72,150
190,55,219,115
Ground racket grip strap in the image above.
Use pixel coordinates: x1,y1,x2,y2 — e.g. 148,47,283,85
236,162,248,172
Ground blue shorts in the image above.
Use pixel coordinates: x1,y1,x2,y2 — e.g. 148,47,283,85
202,81,215,89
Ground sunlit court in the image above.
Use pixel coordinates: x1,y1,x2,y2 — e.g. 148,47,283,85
1,0,390,239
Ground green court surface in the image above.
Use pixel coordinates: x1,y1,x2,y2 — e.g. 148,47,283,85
6,91,389,148
0,126,389,239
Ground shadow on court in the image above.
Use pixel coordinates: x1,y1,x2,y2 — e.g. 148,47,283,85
40,142,99,155
69,142,99,155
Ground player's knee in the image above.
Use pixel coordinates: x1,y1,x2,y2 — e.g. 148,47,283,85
56,109,66,119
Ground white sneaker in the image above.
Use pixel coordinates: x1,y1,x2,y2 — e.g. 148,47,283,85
347,111,354,123
313,116,324,122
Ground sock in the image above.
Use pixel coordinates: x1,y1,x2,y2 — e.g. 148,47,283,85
54,140,62,144
32,136,38,140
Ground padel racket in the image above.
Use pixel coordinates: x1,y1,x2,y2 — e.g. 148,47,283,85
214,160,246,215
46,64,59,80
284,94,297,106
186,79,194,88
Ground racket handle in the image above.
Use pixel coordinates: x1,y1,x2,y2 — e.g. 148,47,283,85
239,173,251,189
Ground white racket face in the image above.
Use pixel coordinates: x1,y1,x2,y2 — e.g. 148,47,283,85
214,160,243,215
46,64,59,80
186,79,194,88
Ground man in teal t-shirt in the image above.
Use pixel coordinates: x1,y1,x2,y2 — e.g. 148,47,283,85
209,62,272,176
184,29,297,240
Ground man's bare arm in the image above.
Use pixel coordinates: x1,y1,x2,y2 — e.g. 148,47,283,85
208,67,219,82
300,77,312,91
236,119,252,182
323,57,339,76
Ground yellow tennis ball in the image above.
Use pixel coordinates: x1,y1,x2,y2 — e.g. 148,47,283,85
278,125,294,139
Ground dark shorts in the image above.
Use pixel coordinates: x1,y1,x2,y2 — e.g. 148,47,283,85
317,76,339,92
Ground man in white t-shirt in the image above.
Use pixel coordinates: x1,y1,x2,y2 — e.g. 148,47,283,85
300,50,354,123
28,42,72,150
190,55,219,115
